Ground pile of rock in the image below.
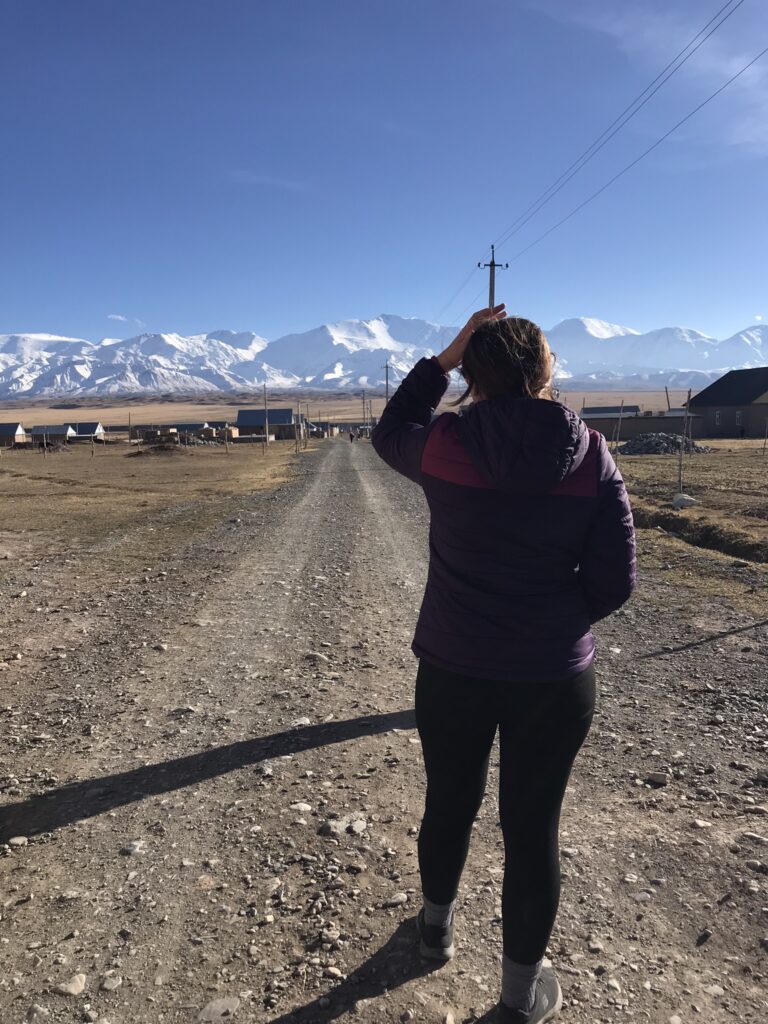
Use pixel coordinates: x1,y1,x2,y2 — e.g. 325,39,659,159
617,433,714,455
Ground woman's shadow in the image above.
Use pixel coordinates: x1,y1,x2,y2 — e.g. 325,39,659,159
266,916,450,1023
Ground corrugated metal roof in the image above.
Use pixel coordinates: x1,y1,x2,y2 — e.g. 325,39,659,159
582,405,641,416
173,422,209,431
73,422,104,435
236,408,295,426
30,424,75,435
0,423,24,435
688,367,768,407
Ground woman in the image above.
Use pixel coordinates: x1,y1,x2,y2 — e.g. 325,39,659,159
371,306,636,1024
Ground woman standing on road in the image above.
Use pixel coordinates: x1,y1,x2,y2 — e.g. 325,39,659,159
372,307,636,1024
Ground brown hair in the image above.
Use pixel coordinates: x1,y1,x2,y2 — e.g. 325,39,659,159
455,317,555,405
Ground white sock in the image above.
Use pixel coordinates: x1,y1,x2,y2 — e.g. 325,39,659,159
501,954,542,1012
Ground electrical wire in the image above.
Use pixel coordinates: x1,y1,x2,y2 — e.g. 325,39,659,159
432,0,746,324
431,257,487,324
504,43,768,265
494,0,747,251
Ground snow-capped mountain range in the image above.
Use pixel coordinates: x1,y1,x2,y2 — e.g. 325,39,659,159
0,315,765,398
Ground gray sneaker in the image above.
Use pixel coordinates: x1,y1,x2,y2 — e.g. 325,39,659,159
416,908,455,961
496,966,562,1023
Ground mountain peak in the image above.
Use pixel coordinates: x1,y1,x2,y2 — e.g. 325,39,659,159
549,317,640,339
0,316,763,397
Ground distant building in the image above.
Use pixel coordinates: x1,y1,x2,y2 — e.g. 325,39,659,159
236,407,302,440
313,421,340,437
688,367,768,438
30,424,76,442
580,408,703,442
581,405,641,418
0,422,27,447
71,421,106,441
173,422,209,440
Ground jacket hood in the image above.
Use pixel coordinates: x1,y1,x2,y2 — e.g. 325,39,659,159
455,397,590,494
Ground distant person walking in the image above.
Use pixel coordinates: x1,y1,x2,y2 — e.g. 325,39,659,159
372,307,636,1023
349,430,355,443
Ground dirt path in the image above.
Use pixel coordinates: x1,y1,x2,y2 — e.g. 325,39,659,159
1,439,767,1024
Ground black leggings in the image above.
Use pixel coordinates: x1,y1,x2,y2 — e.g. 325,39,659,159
415,659,596,964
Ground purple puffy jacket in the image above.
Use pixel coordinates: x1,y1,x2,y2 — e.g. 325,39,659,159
372,357,637,682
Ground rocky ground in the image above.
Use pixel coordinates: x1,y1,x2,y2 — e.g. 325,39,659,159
1,438,767,1024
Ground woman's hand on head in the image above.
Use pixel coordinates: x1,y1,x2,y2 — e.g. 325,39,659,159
436,303,506,372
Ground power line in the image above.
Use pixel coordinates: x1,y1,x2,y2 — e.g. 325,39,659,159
494,0,747,251
505,43,768,265
453,283,493,326
432,246,489,324
431,0,745,324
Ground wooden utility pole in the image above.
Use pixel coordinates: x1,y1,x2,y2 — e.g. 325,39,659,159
361,389,366,432
677,388,692,493
613,399,625,459
263,382,269,453
478,244,508,307
382,361,390,404
664,386,671,411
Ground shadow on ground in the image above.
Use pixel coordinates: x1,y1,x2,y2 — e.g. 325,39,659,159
637,617,768,659
266,917,447,1023
0,709,415,842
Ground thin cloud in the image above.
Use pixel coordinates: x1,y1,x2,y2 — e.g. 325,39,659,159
228,169,310,192
107,313,128,322
526,0,768,152
756,314,763,321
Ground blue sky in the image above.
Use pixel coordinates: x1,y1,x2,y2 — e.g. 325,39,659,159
1,0,766,341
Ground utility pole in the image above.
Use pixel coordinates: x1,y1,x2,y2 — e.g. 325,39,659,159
361,389,366,433
263,382,269,453
677,389,692,493
478,244,508,307
382,361,390,405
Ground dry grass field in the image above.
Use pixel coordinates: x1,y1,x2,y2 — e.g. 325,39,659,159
617,439,768,563
0,389,692,428
0,440,311,580
1,427,765,587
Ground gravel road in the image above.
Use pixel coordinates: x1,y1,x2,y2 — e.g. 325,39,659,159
1,438,767,1024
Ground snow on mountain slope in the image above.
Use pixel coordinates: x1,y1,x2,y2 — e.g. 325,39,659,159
622,327,718,371
711,325,767,368
262,315,456,383
0,317,764,397
546,318,640,370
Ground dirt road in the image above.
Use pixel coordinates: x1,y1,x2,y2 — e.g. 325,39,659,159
1,439,767,1024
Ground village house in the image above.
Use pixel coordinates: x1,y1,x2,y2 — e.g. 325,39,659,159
235,407,302,441
71,421,106,442
30,424,76,443
579,404,704,441
581,405,641,419
202,421,239,440
687,367,768,438
0,422,27,447
173,422,209,441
